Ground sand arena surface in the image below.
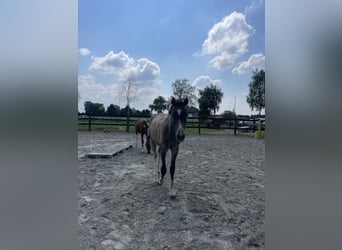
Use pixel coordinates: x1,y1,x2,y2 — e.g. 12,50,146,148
78,131,265,249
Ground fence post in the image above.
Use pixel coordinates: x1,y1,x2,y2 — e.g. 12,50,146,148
234,118,237,135
126,109,130,133
88,115,91,131
253,119,256,132
198,117,201,135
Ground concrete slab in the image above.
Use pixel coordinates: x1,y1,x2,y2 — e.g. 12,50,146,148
85,152,113,158
84,143,133,158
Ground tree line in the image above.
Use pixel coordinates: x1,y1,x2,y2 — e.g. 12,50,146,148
79,69,265,119
81,101,152,117
146,70,264,118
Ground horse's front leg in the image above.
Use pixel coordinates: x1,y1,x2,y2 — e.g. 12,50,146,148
169,145,179,197
141,134,144,152
159,147,167,186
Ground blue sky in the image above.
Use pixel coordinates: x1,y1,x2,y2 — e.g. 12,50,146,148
78,0,265,115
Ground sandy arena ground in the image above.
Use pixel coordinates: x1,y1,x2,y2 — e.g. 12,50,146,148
78,131,265,249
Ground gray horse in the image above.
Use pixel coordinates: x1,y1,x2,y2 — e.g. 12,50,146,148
148,97,188,197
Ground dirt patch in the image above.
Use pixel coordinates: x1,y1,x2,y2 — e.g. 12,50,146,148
79,131,265,249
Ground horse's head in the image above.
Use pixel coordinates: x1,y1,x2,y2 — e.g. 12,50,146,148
169,97,188,142
142,120,149,135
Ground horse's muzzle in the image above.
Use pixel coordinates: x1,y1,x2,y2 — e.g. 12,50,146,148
177,132,185,142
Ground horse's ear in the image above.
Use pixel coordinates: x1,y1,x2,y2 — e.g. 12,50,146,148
171,97,176,105
183,97,188,106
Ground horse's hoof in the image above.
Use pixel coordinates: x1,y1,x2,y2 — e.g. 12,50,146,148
170,193,176,199
158,179,163,186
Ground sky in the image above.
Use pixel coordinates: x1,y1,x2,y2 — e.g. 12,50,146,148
78,0,265,115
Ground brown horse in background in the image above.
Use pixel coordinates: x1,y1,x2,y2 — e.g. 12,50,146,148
148,97,188,197
135,119,151,154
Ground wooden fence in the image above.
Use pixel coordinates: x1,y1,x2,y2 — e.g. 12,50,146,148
78,115,265,135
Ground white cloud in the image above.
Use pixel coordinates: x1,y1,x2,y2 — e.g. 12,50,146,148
78,75,120,112
78,74,164,112
208,52,237,70
201,12,254,70
89,51,160,85
130,58,160,84
232,53,265,74
134,86,169,110
89,51,133,74
244,0,264,16
79,48,91,56
192,75,222,90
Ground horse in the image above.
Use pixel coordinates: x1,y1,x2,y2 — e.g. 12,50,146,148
135,119,151,154
148,97,188,197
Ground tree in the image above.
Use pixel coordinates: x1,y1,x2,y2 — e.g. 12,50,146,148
197,84,224,116
198,97,211,118
84,101,93,116
221,110,237,120
118,77,138,132
106,104,120,116
149,96,167,113
246,69,265,116
84,101,105,116
141,109,151,117
134,109,142,117
171,79,197,106
188,106,199,116
120,105,133,116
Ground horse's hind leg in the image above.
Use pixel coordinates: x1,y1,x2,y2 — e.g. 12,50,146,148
156,146,162,183
135,133,138,148
151,142,158,182
169,145,179,197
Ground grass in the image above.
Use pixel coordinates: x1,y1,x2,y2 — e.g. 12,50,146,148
78,123,230,135
185,127,231,135
78,124,135,133
78,118,258,136
254,130,265,139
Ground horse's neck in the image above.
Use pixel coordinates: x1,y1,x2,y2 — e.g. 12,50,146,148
165,115,177,143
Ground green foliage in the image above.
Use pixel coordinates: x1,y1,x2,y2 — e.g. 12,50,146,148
149,96,167,113
84,101,105,116
171,79,197,106
120,105,132,116
254,130,265,139
188,106,199,115
83,101,151,118
130,108,151,117
198,97,211,118
132,108,140,117
247,69,265,115
141,109,151,117
221,110,236,120
106,104,121,116
198,84,224,117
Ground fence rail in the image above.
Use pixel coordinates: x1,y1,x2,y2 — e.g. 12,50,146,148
78,115,265,135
